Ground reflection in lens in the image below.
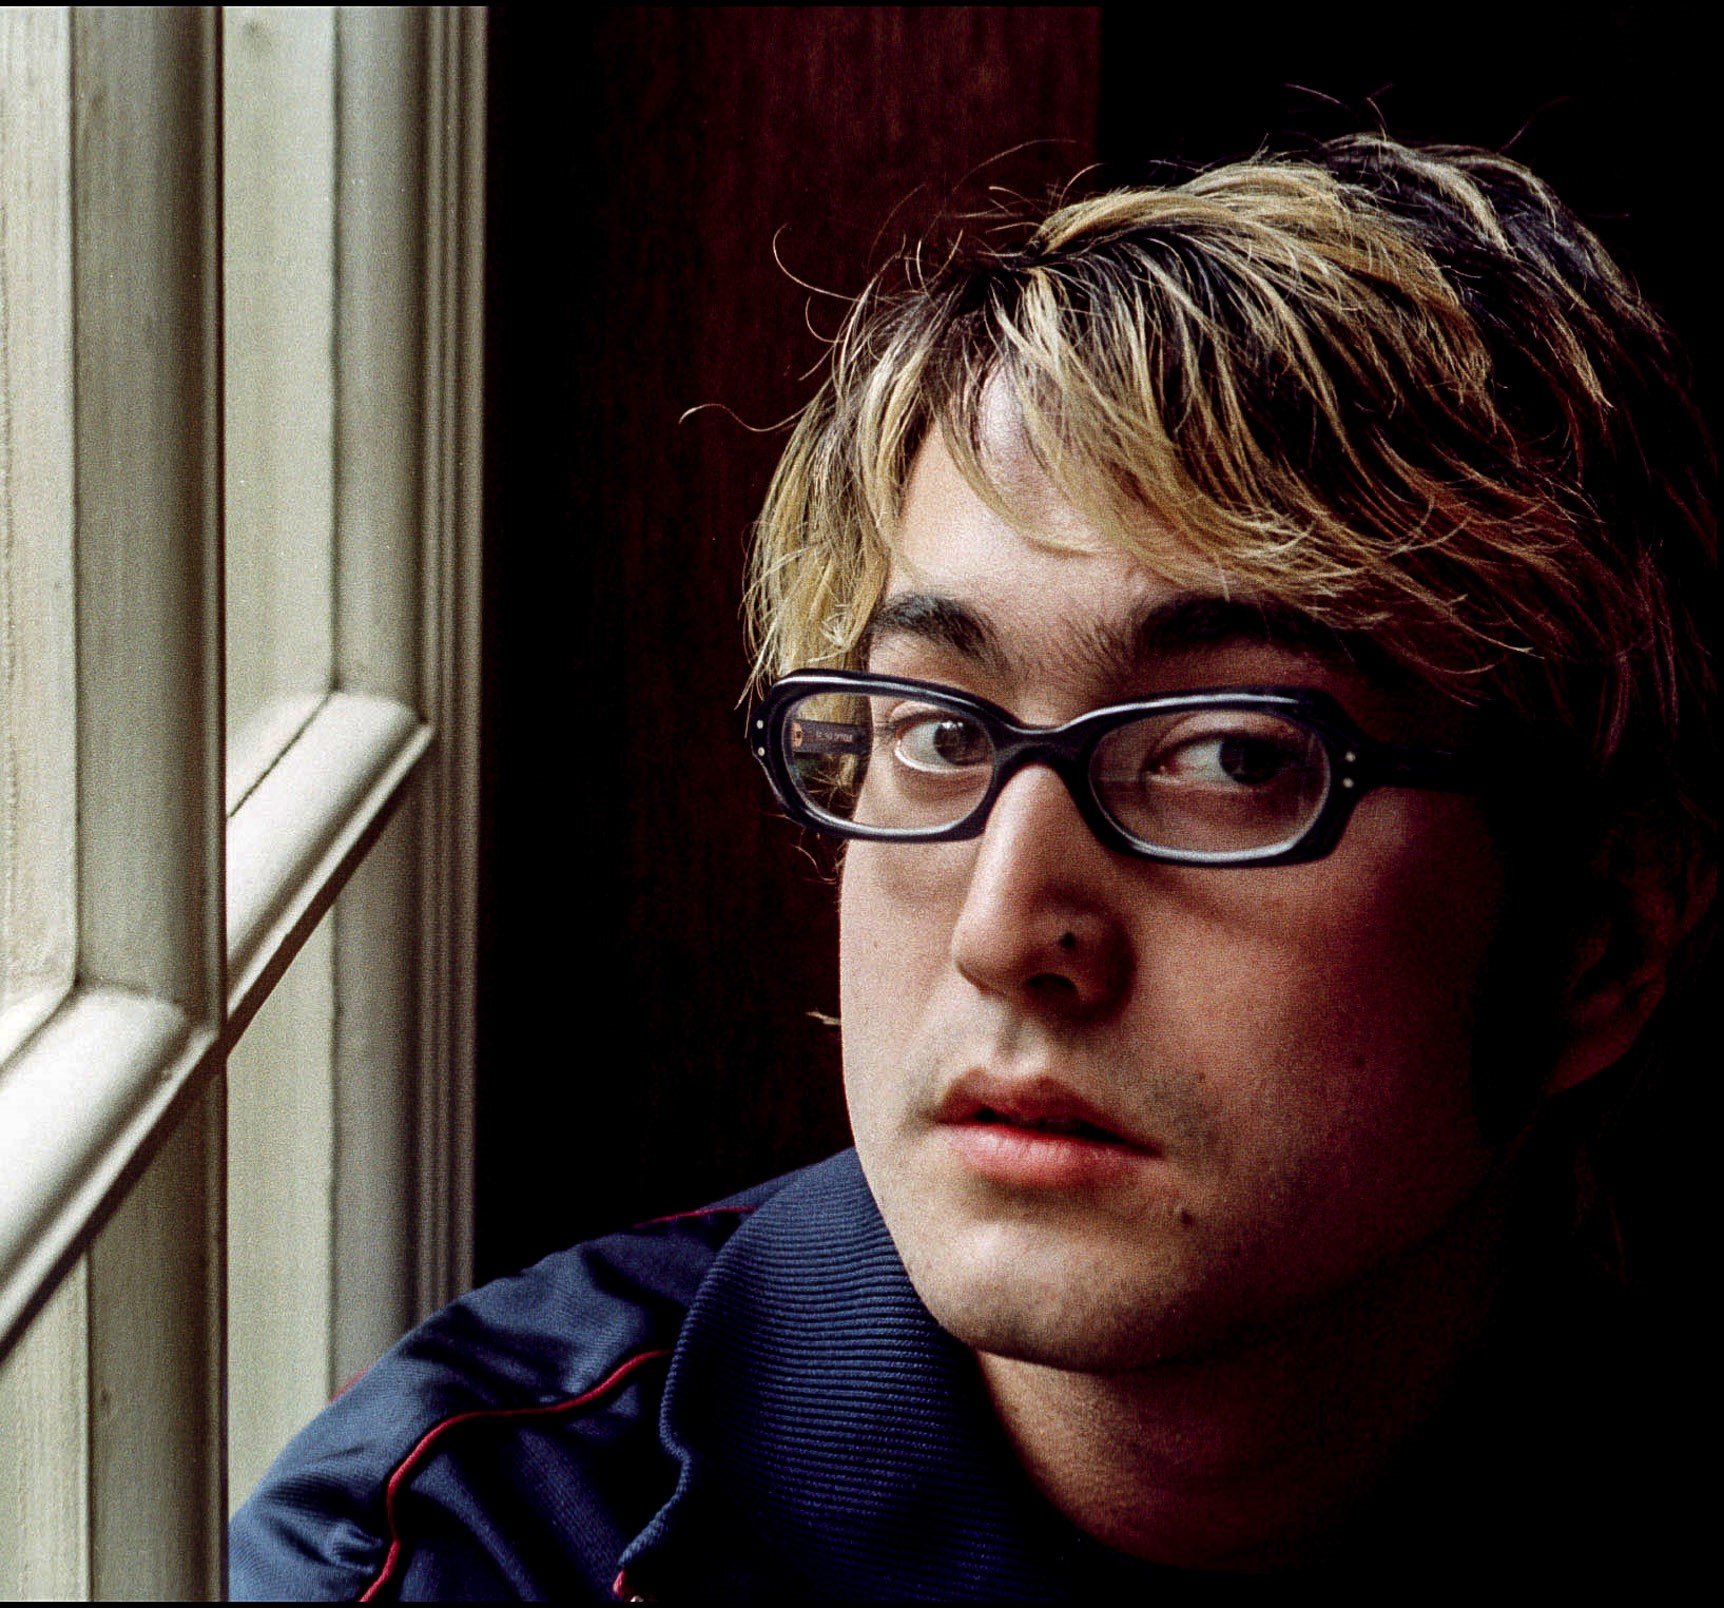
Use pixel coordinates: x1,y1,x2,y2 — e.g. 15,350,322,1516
783,692,871,822
783,691,994,830
1093,710,1328,856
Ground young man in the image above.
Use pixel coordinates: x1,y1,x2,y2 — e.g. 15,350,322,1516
232,136,1716,1597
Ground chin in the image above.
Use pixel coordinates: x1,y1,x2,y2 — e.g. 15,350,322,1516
918,1270,1206,1373
892,1214,1216,1373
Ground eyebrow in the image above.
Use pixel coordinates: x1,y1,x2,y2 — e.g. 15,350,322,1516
865,589,1366,681
865,593,1005,674
1129,594,1360,666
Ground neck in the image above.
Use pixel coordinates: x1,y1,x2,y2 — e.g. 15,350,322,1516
977,1180,1509,1572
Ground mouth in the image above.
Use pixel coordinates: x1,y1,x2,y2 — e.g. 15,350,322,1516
935,1076,1159,1187
966,1106,1133,1143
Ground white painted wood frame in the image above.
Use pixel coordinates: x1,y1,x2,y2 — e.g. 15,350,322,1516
0,8,487,1597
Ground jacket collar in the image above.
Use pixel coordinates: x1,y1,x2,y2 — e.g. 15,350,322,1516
613,1150,1672,1596
617,1150,1109,1600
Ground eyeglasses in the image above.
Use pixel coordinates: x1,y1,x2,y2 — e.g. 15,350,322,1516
751,671,1479,867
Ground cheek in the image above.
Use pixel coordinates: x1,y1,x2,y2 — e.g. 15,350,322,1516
1318,797,1508,1061
838,845,959,1125
839,843,964,1003
1174,793,1502,1029
1150,797,1507,1206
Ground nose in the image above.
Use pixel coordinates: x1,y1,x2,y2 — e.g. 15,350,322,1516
949,763,1133,1015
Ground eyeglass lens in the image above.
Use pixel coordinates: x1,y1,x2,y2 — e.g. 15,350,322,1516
782,689,1332,857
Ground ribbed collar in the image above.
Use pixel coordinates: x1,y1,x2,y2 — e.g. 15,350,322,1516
617,1150,1119,1600
611,1150,1668,1598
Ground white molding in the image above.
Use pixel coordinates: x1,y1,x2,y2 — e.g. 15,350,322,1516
227,918,336,1507
223,5,339,814
0,6,77,1046
328,798,420,1385
412,4,486,1313
0,0,480,1379
73,5,225,1018
335,5,427,709
0,691,428,1363
227,690,430,1031
88,1080,226,1597
0,8,486,1586
0,1260,89,1600
0,986,205,1358
69,11,227,1590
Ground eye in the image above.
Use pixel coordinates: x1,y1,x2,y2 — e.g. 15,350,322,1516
887,709,991,773
1092,710,1330,856
1155,731,1304,787
1096,710,1327,801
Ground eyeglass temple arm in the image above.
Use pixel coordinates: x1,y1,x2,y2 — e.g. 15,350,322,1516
1364,742,1479,794
784,717,870,756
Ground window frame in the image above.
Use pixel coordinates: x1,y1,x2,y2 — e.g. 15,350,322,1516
0,8,486,1595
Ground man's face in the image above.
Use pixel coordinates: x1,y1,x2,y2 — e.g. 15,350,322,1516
839,431,1510,1370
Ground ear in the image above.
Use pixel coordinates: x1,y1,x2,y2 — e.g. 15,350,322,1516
1545,831,1716,1094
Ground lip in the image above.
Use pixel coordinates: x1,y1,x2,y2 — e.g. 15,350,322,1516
934,1073,1160,1189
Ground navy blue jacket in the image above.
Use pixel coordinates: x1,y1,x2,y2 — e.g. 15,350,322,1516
231,1150,1695,1600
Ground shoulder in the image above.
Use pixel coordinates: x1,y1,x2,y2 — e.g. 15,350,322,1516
228,1168,804,1602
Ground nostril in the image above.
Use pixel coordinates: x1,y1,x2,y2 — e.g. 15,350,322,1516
1027,972,1078,995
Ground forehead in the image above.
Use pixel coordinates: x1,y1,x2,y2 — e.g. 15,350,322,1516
890,429,1162,622
880,431,1355,698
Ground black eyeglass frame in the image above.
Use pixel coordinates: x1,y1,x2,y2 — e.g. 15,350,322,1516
750,670,1481,867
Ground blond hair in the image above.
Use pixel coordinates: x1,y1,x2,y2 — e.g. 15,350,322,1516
746,136,1716,869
